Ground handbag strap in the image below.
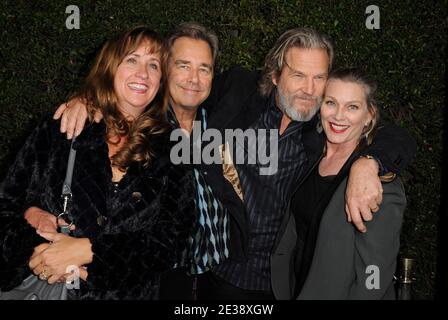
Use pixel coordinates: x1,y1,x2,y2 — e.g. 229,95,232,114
58,137,77,234
62,137,77,197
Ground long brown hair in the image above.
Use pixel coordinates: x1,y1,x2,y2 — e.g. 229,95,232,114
73,26,171,170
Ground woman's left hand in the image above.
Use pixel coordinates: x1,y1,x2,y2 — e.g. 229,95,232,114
28,232,93,284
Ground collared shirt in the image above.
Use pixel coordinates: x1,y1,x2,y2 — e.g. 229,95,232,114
213,95,308,291
168,106,229,274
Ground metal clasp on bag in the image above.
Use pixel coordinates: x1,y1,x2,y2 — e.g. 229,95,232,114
57,193,73,234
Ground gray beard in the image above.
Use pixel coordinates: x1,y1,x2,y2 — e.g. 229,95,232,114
277,87,322,122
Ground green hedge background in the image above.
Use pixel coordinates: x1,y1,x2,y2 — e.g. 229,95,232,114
0,0,445,299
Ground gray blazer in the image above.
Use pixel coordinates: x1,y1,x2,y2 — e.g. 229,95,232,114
271,176,406,300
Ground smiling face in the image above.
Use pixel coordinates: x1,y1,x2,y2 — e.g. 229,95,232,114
272,47,329,122
167,37,213,112
114,42,162,118
320,79,374,149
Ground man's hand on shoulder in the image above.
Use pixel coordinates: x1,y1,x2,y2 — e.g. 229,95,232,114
53,98,101,139
345,157,383,232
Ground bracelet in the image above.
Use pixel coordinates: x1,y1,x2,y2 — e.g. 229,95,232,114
359,154,375,160
359,154,396,182
380,172,397,183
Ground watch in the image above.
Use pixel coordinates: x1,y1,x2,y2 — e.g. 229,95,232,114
360,154,375,160
359,155,397,182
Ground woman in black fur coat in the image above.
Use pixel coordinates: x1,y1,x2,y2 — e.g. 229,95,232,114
0,26,196,299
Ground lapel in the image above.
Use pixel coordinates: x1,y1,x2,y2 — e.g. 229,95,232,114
199,78,269,256
71,121,111,221
295,150,361,295
302,114,325,169
272,115,325,253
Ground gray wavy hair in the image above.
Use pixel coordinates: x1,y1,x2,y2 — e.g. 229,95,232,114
259,27,334,97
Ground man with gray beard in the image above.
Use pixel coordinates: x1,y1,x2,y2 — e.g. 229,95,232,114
276,77,322,122
201,27,415,299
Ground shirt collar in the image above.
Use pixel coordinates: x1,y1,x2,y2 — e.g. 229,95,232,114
167,104,206,130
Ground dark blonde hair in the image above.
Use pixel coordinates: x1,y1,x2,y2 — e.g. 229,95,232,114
259,27,334,97
327,67,380,145
74,26,171,170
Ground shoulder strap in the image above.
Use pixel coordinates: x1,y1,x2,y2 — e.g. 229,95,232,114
58,138,77,234
62,137,77,197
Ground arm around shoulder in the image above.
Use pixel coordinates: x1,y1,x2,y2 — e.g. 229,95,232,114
363,123,416,174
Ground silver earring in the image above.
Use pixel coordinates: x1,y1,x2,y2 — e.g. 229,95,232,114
316,121,323,133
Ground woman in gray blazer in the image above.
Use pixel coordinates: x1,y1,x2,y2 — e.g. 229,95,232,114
291,67,406,299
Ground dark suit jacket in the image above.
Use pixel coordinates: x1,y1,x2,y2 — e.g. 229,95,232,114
201,66,415,266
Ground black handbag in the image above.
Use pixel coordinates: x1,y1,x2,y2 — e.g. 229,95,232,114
0,138,77,300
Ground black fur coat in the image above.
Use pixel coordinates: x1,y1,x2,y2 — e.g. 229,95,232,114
0,115,196,299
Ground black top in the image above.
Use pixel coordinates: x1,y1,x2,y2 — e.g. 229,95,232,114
291,164,336,283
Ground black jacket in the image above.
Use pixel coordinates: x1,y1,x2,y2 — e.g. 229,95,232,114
0,115,196,299
201,66,416,263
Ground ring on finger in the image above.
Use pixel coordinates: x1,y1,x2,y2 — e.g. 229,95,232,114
39,269,49,281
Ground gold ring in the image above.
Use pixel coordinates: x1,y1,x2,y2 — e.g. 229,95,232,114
39,269,49,281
